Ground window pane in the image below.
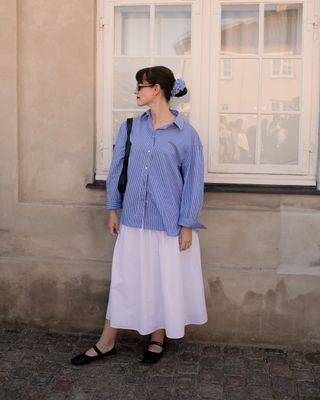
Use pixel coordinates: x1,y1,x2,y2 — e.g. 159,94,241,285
113,111,141,144
180,112,190,122
113,59,149,109
114,6,150,55
264,4,302,55
261,59,301,112
261,114,299,164
155,5,191,55
219,114,256,164
219,59,259,113
221,5,259,55
154,58,191,112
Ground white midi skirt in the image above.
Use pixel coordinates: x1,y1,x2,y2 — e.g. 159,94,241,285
106,224,208,338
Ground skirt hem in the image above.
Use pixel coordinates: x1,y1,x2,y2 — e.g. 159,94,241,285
107,318,208,339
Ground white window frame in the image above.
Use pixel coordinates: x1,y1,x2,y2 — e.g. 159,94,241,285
95,0,201,180
95,0,320,186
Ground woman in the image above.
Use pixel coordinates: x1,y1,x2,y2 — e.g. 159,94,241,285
71,66,207,365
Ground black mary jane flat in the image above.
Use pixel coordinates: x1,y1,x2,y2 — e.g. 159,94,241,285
142,340,165,364
71,344,117,366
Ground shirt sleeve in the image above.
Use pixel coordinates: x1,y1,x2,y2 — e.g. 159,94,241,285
178,134,206,229
106,121,127,209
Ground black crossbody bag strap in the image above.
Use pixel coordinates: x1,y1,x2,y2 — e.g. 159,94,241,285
117,118,133,193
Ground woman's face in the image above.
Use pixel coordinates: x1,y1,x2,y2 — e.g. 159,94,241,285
134,80,157,107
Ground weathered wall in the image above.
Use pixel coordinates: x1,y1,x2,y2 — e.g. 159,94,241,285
1,0,320,347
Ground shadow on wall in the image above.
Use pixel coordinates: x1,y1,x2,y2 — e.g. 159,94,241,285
0,272,110,333
206,278,320,346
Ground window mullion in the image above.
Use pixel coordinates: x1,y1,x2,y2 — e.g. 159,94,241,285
150,4,155,64
255,2,264,166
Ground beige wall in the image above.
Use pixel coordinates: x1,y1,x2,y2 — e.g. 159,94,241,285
1,0,320,347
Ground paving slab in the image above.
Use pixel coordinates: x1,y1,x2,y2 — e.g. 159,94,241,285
0,328,320,399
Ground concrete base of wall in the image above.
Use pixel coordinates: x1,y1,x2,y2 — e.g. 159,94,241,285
2,257,320,349
0,258,111,333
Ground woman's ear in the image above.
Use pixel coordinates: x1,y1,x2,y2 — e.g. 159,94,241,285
153,83,161,96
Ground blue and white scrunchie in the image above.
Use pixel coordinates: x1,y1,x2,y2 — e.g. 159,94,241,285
171,78,186,97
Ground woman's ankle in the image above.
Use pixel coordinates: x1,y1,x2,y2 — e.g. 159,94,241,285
150,329,165,342
96,339,115,351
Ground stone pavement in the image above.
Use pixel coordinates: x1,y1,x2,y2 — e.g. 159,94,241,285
1,328,320,400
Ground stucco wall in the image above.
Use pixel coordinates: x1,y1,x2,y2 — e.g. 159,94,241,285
1,0,320,347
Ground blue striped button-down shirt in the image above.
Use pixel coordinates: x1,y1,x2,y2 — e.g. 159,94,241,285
106,109,205,236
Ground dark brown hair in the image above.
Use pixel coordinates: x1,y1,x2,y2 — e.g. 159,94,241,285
135,66,188,101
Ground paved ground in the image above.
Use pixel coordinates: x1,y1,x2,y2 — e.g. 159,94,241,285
1,328,320,400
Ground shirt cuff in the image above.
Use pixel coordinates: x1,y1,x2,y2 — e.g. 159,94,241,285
178,217,206,230
106,201,122,209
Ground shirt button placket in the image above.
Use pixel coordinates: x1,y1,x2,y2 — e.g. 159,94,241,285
142,139,152,228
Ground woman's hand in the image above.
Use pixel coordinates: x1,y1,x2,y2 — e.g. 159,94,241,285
179,227,192,251
108,210,120,236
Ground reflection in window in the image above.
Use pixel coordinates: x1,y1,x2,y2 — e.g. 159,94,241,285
271,101,298,112
219,59,259,113
261,114,299,164
155,5,191,55
113,59,149,109
113,111,141,144
271,102,280,112
114,6,150,56
261,59,300,112
217,3,304,169
219,114,256,164
221,104,230,111
221,5,259,55
220,59,232,79
271,59,294,77
264,4,302,55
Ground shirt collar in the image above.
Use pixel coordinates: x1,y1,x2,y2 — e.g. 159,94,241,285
140,109,184,131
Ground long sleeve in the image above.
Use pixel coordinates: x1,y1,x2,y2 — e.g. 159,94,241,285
178,135,205,229
106,121,127,209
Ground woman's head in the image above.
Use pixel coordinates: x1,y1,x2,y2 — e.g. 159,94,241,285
135,66,187,102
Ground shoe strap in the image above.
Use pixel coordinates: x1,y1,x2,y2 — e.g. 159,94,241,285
93,344,103,356
149,341,164,347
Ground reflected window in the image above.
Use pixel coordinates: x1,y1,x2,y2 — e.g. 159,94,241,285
220,59,232,79
271,59,294,78
114,6,150,55
219,114,257,164
219,59,259,113
261,115,299,164
221,5,259,55
264,4,302,55
155,5,191,55
218,2,303,167
262,59,300,112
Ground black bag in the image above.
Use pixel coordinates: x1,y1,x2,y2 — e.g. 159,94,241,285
118,118,133,194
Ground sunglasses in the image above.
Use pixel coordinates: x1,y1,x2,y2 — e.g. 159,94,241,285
136,84,155,91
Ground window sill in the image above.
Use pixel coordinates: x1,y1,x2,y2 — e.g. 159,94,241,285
86,181,106,189
86,181,320,195
204,184,320,195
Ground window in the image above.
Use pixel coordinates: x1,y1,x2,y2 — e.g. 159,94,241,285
220,59,232,79
271,59,294,78
96,0,319,186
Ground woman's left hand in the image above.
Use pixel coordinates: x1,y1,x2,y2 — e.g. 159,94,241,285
179,227,192,251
